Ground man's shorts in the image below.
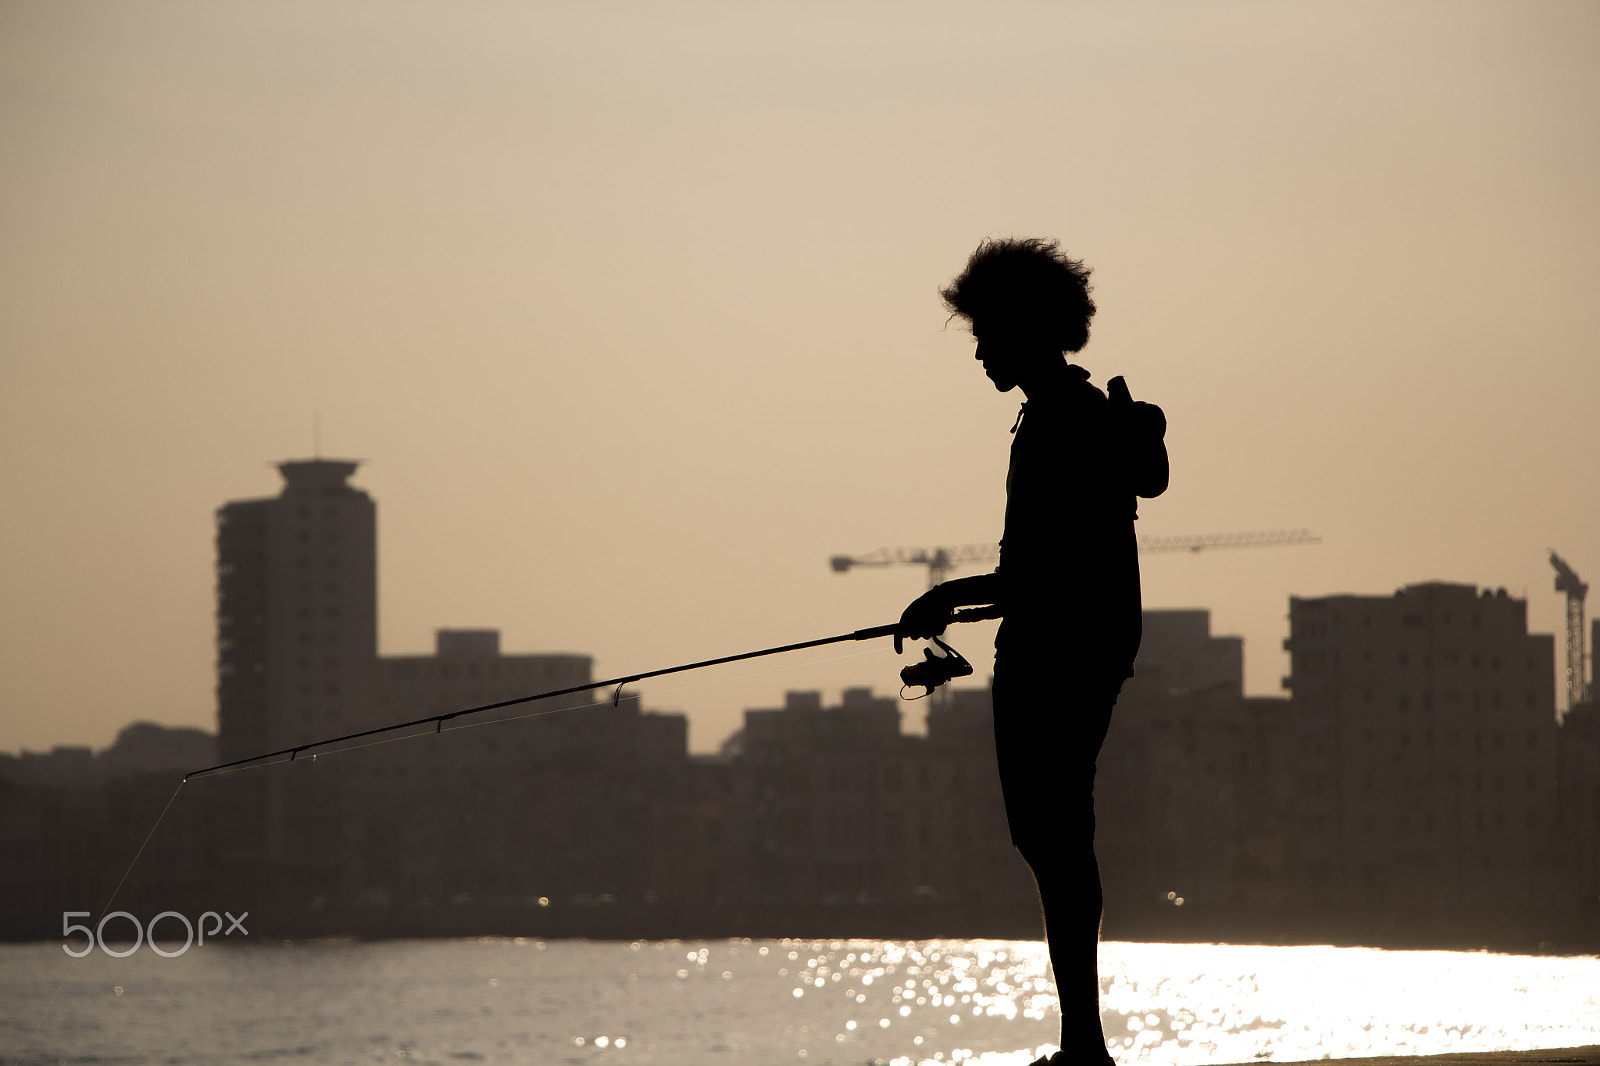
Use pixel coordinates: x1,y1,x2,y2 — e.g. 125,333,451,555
991,646,1130,855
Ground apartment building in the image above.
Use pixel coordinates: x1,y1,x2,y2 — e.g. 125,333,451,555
1284,582,1560,909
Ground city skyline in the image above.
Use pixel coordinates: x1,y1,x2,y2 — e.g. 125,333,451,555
1,449,1589,758
8,585,1593,953
3,2,1597,755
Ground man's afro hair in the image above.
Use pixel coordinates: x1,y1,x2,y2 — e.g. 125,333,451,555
940,237,1096,353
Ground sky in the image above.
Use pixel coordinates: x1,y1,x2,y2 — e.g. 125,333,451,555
2,0,1596,757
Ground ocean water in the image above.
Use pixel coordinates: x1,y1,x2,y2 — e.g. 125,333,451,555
3,937,1598,1066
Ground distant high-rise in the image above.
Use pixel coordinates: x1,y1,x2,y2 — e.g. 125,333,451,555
215,459,377,763
1284,582,1559,909
212,459,646,905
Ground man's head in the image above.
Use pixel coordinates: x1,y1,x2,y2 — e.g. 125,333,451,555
941,236,1096,353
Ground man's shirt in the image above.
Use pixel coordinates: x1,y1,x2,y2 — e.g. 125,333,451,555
996,364,1166,665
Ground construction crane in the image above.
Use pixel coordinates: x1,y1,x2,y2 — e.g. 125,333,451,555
830,529,1321,590
829,544,998,588
1138,529,1321,554
1550,550,1591,711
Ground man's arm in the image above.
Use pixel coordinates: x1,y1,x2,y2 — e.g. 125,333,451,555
895,571,1002,652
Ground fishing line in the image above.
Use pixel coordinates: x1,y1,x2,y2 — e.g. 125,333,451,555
223,644,889,781
189,645,894,787
441,646,893,748
596,644,886,705
96,780,187,925
186,612,996,781
184,625,885,779
7,778,186,1066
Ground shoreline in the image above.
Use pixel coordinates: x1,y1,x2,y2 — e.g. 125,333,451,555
1248,1049,1600,1066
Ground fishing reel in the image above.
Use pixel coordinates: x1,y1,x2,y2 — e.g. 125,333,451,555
899,635,974,697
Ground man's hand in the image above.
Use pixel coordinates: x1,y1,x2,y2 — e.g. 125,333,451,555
895,585,955,654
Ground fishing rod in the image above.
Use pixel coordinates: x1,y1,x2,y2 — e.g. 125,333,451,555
184,606,1001,781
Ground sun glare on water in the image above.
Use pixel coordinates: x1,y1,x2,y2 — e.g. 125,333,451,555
751,939,1600,1066
6,936,1597,1065
1095,942,1600,1065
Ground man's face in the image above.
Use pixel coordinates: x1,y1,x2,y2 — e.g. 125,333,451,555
970,316,1054,393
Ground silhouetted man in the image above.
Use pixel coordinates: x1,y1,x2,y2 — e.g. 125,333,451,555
897,238,1168,1066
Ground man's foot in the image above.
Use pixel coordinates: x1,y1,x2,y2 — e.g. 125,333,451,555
1032,1052,1115,1066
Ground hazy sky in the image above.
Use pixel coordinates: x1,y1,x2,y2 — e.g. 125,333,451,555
2,1,1596,756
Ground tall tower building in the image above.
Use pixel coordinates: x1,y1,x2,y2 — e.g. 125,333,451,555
212,459,632,909
215,459,378,763
214,460,377,881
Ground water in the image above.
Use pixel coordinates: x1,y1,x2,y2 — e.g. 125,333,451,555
3,938,1598,1066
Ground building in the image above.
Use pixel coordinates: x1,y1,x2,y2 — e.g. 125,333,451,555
215,459,377,763
727,686,1035,915
925,687,1035,910
213,459,378,889
212,459,685,918
1100,610,1295,915
736,688,907,905
1283,582,1561,913
1132,609,1245,696
1557,697,1600,912
0,724,218,940
0,724,214,787
348,628,686,911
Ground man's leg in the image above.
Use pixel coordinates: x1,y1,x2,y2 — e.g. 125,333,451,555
995,663,1122,1065
1019,832,1113,1064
